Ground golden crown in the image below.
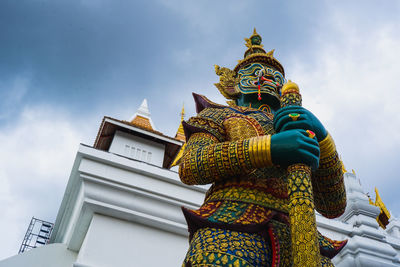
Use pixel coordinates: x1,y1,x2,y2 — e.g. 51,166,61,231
234,28,285,76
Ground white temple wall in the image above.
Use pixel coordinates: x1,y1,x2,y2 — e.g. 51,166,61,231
316,215,351,241
74,214,188,267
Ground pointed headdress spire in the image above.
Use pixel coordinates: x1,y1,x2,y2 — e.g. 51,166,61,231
234,28,284,76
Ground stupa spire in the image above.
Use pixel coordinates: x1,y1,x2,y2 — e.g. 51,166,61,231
180,104,185,121
175,103,186,142
136,99,150,118
130,98,156,131
170,103,187,168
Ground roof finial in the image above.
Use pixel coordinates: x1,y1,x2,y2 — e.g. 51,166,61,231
171,103,187,167
180,103,185,122
175,103,186,142
130,98,156,130
137,99,150,117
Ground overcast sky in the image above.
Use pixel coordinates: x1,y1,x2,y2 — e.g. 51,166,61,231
0,0,399,260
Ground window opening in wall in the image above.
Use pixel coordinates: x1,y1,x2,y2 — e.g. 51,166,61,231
122,144,154,164
130,147,136,158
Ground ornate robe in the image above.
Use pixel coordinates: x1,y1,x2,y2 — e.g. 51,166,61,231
179,94,347,267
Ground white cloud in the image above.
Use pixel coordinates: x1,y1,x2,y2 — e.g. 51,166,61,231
288,9,400,214
0,105,93,260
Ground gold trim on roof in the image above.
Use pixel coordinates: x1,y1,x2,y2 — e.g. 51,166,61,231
368,187,391,229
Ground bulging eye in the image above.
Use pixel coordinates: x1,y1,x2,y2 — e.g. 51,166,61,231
255,68,265,77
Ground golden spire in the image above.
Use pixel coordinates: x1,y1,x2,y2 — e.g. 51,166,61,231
180,103,185,121
170,104,187,168
175,103,186,142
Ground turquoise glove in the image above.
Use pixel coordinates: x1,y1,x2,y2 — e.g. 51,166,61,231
271,129,320,170
273,106,327,142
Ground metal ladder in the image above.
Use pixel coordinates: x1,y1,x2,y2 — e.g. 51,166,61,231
19,217,54,253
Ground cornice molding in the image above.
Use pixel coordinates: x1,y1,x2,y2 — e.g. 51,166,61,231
50,144,206,252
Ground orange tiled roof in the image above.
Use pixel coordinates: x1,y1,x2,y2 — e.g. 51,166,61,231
130,115,154,131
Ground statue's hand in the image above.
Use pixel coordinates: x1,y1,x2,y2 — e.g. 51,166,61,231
271,129,320,170
273,106,327,142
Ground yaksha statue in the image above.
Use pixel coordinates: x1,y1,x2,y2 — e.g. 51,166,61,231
178,29,347,267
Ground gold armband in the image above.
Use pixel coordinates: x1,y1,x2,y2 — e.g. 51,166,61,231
248,135,272,167
319,133,336,158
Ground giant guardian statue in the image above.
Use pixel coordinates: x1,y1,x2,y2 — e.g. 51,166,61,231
178,29,347,267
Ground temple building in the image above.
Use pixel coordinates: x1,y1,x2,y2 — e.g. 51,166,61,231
1,99,400,267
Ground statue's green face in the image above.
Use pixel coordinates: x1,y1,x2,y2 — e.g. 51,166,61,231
237,63,285,108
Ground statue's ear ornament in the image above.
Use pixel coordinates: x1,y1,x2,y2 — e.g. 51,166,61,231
214,65,241,100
